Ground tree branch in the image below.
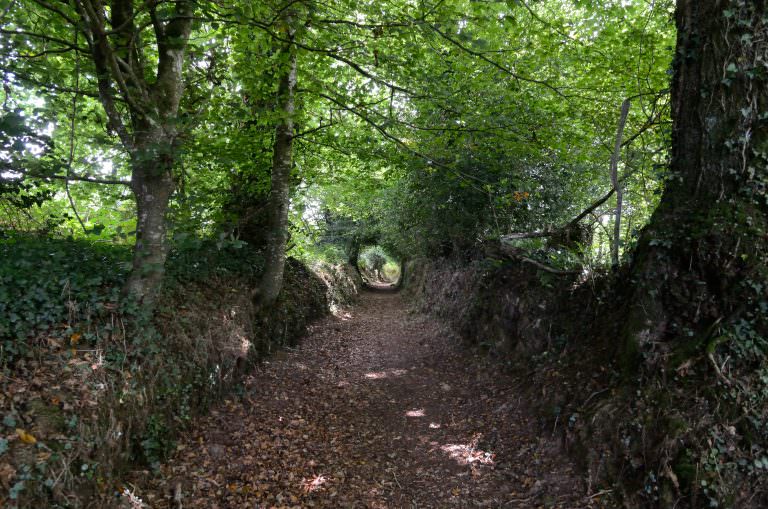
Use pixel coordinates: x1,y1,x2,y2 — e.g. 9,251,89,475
313,19,413,29
104,0,154,35
500,231,550,241
29,0,79,25
565,188,616,230
519,256,581,275
293,122,335,140
308,89,490,190
6,167,131,186
428,24,567,98
80,0,148,116
242,16,417,97
610,99,631,269
65,27,88,234
326,52,414,95
496,242,581,274
152,0,194,120
73,0,132,148
0,29,88,53
1,71,105,100
501,166,641,246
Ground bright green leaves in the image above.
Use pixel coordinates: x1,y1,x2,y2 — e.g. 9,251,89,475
1,0,677,268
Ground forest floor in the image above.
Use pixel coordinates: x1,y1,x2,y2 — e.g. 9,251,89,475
137,288,605,509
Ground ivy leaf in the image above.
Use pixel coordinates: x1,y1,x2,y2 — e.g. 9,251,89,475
9,481,24,500
87,224,106,236
2,414,16,428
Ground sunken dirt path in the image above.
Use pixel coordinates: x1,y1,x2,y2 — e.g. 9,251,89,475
141,288,601,509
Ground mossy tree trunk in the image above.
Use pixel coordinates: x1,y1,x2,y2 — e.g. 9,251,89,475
71,0,194,305
123,135,177,303
622,0,768,366
346,236,361,274
258,12,298,308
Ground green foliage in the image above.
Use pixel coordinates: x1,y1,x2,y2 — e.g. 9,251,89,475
1,0,672,268
0,233,317,507
276,0,675,264
140,414,173,469
293,242,348,266
0,236,129,361
697,312,768,505
164,235,263,285
358,245,400,282
0,235,264,365
359,246,388,272
2,0,763,505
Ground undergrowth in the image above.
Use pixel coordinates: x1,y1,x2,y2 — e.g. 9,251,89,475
405,256,768,508
0,235,331,508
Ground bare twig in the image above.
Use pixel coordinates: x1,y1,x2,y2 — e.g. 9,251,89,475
581,388,611,408
611,99,631,269
392,469,402,489
586,489,614,500
519,256,581,275
65,27,88,234
501,165,642,246
708,352,732,386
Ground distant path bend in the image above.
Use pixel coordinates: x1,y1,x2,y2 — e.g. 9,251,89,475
144,289,597,508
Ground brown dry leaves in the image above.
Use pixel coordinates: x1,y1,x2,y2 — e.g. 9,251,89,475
140,290,607,509
1,337,113,504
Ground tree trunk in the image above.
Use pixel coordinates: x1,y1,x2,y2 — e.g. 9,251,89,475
396,258,407,288
257,23,298,308
347,236,361,274
621,0,768,366
69,0,194,305
123,151,175,304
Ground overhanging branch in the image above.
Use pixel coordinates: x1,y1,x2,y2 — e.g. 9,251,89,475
6,167,130,186
308,89,490,191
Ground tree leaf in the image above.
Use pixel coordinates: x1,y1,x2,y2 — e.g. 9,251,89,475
15,429,37,445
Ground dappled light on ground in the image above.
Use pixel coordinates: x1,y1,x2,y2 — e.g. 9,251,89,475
363,368,407,379
140,289,600,508
336,310,354,321
301,474,328,493
440,434,496,467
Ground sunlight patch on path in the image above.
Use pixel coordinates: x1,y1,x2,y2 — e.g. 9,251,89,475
364,368,408,379
439,433,495,466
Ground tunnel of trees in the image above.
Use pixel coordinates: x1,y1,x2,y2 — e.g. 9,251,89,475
1,0,767,507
